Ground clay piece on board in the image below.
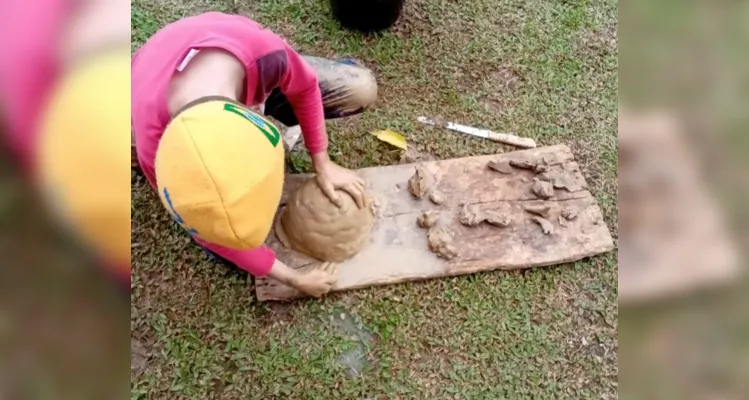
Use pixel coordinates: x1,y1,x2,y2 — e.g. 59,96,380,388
278,178,374,262
487,160,513,174
524,204,551,218
429,191,445,205
408,165,431,199
484,211,511,228
531,178,554,199
417,210,440,229
558,214,568,227
561,208,578,220
427,226,458,260
538,170,579,192
532,216,554,235
534,156,550,173
459,204,484,227
509,158,537,170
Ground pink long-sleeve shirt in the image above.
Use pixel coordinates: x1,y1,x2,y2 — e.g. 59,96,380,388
132,12,328,276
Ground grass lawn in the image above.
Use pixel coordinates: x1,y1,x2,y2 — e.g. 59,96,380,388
131,0,618,398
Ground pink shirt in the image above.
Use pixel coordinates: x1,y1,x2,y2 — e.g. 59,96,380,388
132,12,328,276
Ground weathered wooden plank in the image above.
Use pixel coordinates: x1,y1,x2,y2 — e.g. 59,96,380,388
256,145,615,301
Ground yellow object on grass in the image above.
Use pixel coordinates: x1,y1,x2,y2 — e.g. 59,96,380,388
37,48,132,276
155,100,285,250
371,129,408,150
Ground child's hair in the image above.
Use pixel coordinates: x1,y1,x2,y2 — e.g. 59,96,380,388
329,0,405,33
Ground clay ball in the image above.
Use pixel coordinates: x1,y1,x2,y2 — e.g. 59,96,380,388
277,178,374,262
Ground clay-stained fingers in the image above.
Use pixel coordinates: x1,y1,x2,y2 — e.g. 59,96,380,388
319,262,339,286
342,183,366,209
318,180,343,208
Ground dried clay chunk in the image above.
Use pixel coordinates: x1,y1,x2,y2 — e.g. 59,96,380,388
408,166,431,199
538,170,579,192
459,205,511,228
429,191,445,205
561,208,578,220
427,226,458,260
459,204,484,227
532,216,554,235
484,211,511,228
487,160,513,174
277,178,374,262
524,204,551,217
509,158,536,170
417,210,440,229
531,178,554,199
535,162,549,174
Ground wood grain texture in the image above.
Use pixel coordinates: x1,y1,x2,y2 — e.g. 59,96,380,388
255,145,615,301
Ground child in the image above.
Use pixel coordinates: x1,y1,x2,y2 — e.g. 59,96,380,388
132,12,378,297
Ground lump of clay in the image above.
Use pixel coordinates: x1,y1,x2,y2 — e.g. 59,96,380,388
429,191,444,205
459,204,484,226
484,211,511,228
538,170,579,192
427,226,458,260
524,204,551,217
533,156,552,173
277,178,374,262
509,158,536,170
487,160,513,174
417,210,440,229
459,205,511,228
532,216,554,235
561,208,578,220
408,166,431,199
531,178,554,199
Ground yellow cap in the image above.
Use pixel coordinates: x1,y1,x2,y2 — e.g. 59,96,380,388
155,100,285,249
37,48,132,275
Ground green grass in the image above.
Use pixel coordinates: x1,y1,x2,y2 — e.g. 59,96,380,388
131,0,618,398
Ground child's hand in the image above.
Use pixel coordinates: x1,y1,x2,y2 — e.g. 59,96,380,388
293,262,339,297
314,159,366,209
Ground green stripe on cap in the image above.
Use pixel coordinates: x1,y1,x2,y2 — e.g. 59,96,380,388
223,103,280,147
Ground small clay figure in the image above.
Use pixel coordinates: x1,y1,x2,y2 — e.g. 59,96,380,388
459,204,484,226
509,158,537,170
532,216,554,235
427,226,458,259
484,211,511,228
408,166,431,199
524,204,551,217
429,191,445,205
487,160,513,174
531,178,554,199
417,210,440,229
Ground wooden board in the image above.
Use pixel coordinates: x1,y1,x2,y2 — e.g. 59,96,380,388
255,145,615,301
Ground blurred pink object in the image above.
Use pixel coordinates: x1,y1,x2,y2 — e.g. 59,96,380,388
0,0,71,172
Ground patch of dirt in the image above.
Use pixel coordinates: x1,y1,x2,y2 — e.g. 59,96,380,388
264,302,295,325
131,337,151,377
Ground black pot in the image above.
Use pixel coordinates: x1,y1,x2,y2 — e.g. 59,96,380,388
329,0,405,33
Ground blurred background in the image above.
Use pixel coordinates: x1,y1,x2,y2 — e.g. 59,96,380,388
619,0,748,398
0,0,130,398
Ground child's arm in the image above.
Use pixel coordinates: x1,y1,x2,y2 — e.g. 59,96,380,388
270,41,328,156
195,238,337,297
